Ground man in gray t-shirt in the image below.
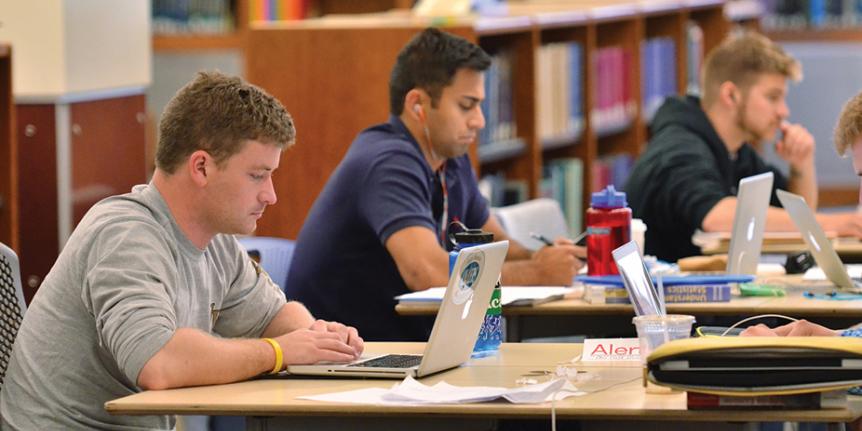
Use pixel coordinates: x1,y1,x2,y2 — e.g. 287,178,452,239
1,72,364,430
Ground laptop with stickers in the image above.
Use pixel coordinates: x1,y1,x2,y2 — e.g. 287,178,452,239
286,240,509,379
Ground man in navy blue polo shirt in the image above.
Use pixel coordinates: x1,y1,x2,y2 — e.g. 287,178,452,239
288,28,584,341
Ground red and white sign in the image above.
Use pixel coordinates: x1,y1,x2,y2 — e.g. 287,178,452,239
581,338,640,362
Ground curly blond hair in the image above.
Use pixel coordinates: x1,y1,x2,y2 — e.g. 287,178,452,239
834,91,862,156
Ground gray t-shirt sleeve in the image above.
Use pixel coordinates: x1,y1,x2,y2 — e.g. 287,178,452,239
213,236,287,338
81,220,179,386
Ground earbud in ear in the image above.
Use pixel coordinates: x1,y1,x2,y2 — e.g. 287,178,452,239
413,104,422,115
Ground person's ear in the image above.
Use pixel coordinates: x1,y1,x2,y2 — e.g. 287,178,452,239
720,82,740,107
405,89,426,122
188,150,210,186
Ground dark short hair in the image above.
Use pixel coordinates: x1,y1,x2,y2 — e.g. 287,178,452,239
156,71,295,174
389,27,491,115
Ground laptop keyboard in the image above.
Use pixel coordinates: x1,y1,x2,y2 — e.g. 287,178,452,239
349,354,422,369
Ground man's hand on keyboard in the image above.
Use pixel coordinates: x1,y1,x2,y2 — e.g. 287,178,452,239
310,319,365,359
279,328,360,365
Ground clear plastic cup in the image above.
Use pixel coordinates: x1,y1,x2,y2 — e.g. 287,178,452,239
632,314,695,364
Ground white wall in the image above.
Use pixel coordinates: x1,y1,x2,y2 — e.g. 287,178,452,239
0,0,151,99
0,1,66,97
761,42,862,189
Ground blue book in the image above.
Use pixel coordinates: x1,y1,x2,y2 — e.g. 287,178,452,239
602,284,732,303
576,274,754,286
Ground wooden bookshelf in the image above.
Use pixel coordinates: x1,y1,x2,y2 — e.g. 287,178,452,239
766,29,862,43
245,0,731,239
152,0,413,52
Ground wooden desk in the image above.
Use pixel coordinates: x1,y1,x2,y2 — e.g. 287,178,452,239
106,343,862,430
396,280,862,340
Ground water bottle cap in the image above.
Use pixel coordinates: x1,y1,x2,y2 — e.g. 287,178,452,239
591,185,627,209
452,229,494,247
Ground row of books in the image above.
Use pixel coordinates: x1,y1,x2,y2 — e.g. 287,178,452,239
540,158,584,234
760,0,862,29
591,153,633,193
641,37,678,122
480,50,517,148
537,42,584,143
592,46,636,137
249,0,310,22
478,173,529,208
152,0,235,35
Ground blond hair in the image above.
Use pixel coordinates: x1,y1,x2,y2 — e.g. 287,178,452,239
701,32,801,107
834,92,862,156
156,71,295,174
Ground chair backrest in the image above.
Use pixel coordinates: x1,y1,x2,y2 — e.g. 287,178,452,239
237,236,295,295
0,242,25,390
492,198,570,251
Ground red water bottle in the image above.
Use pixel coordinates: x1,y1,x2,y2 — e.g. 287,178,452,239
587,185,631,275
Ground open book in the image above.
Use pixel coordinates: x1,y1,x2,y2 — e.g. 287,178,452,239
396,286,579,307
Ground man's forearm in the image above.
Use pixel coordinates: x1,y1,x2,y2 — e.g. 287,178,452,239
137,327,276,390
262,302,315,338
788,164,818,209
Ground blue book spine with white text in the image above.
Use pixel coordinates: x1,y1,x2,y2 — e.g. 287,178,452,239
601,284,732,304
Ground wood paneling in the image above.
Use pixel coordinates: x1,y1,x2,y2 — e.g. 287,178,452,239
16,105,57,303
819,186,860,208
247,26,436,239
70,95,147,224
0,46,17,252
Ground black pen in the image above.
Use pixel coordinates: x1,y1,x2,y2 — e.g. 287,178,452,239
530,231,587,247
530,232,554,246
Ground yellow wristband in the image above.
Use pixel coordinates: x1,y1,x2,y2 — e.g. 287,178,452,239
262,338,283,374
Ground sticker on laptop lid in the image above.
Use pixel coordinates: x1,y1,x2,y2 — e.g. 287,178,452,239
452,251,484,305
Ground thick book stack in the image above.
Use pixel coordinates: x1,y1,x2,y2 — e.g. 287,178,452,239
592,46,635,137
603,284,732,304
537,42,584,146
687,390,848,410
540,158,584,233
641,37,677,123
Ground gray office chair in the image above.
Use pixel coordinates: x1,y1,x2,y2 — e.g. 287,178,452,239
202,237,296,431
236,236,295,295
0,242,25,390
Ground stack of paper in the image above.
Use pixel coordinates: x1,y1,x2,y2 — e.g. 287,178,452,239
396,286,576,306
298,376,584,405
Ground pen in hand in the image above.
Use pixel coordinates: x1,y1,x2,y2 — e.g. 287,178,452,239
529,232,554,246
530,231,588,247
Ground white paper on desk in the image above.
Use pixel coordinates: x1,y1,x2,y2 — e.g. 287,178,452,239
803,265,862,281
396,287,576,306
298,376,584,405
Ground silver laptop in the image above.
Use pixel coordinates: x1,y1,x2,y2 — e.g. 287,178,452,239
286,240,509,378
776,189,862,292
726,172,774,275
